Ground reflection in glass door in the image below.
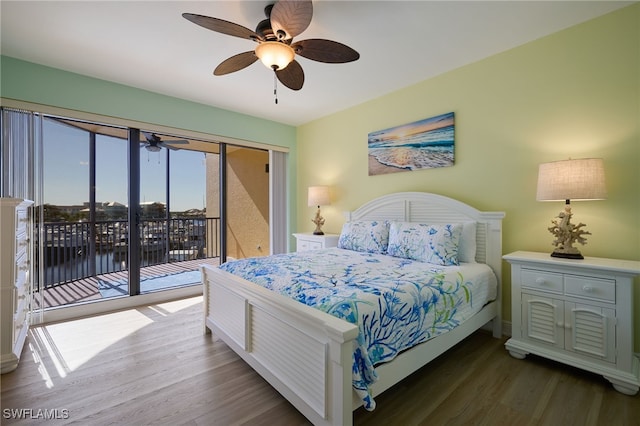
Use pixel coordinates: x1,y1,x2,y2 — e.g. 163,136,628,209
139,141,168,268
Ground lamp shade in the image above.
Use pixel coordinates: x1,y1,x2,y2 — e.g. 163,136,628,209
308,186,330,207
536,158,607,201
255,41,295,71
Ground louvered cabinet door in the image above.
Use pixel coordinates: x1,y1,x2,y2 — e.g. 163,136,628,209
521,295,616,363
565,303,615,363
521,294,563,348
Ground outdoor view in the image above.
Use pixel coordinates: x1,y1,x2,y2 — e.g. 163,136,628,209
38,116,214,308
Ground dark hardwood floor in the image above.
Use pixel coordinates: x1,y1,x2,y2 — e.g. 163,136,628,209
1,297,638,425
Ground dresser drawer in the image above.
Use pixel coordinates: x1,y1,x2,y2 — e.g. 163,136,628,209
565,275,615,303
521,269,563,294
15,234,28,263
14,252,28,290
16,208,28,236
298,240,322,251
14,274,29,306
13,313,26,346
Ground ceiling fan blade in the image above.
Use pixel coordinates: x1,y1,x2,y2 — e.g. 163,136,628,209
276,60,304,91
292,39,360,63
182,13,261,41
163,139,189,145
159,142,182,151
270,0,313,40
141,131,156,142
214,51,258,76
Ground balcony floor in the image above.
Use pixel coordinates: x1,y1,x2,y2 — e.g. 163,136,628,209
34,257,220,309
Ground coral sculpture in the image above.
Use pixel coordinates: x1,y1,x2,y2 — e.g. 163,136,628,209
311,207,325,235
547,204,590,259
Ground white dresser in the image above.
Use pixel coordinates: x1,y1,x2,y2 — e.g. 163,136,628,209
293,233,339,252
504,251,640,395
1,198,34,374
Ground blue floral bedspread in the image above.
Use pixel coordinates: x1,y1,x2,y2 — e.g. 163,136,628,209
219,247,497,410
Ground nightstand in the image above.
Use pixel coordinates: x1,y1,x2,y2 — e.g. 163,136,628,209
293,233,339,252
504,251,640,395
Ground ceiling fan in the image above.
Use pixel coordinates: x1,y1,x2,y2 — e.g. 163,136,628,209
141,132,188,152
182,0,359,95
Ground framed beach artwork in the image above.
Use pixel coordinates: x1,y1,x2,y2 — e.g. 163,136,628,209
368,112,455,176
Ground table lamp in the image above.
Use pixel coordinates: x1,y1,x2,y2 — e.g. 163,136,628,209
308,186,330,235
536,158,607,259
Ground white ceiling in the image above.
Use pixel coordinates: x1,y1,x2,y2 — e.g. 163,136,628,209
1,1,633,126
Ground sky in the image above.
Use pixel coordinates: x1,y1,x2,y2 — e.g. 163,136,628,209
43,118,206,212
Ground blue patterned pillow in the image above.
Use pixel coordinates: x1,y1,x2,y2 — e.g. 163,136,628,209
338,220,390,254
387,222,463,265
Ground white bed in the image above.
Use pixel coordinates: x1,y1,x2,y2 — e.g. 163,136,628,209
201,192,505,425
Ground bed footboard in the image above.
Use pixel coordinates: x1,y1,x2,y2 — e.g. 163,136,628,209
201,264,359,426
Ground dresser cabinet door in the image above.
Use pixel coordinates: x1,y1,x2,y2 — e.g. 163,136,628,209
565,303,615,363
522,294,564,349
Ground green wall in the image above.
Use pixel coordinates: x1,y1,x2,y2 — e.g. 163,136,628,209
0,55,298,247
297,5,640,347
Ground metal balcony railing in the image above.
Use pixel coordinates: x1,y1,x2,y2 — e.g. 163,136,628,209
35,217,220,288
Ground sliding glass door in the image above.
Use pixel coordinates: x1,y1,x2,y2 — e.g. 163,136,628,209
2,106,286,314
33,117,230,307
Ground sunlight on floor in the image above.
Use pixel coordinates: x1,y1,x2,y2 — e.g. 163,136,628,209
146,295,202,316
28,296,202,387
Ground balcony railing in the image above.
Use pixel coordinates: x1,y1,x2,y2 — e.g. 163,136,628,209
35,217,220,289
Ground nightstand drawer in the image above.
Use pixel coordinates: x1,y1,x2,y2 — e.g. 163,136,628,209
293,233,339,252
521,269,563,294
565,276,615,303
298,240,322,251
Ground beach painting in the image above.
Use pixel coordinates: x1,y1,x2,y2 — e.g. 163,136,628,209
368,112,455,176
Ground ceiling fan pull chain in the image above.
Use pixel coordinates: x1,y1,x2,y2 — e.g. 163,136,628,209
273,71,278,104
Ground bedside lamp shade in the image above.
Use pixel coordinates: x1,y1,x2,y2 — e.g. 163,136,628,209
308,186,330,207
536,158,607,202
308,186,330,235
536,158,606,259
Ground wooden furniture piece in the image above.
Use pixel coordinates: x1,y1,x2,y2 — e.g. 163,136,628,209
201,192,505,425
293,232,339,251
504,251,640,395
1,198,34,374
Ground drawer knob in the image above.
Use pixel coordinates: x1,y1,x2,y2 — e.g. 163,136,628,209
582,285,594,293
535,277,546,285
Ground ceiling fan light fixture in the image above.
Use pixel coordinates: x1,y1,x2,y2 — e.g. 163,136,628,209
255,41,294,70
146,145,162,153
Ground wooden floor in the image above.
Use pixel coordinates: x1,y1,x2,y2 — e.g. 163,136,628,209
36,258,220,309
2,297,638,425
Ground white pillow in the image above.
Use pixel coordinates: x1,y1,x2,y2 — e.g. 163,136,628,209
458,221,477,263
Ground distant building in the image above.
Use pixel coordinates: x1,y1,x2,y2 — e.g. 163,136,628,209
101,201,127,218
140,201,166,218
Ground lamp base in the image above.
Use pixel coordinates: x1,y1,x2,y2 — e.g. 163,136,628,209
546,203,589,261
551,251,584,260
311,206,326,237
